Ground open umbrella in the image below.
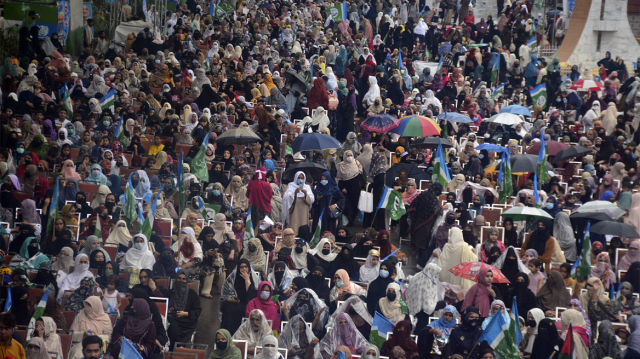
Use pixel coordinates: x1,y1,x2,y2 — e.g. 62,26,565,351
570,80,605,92
360,114,400,133
552,146,591,164
282,162,327,183
590,222,640,238
385,163,429,187
525,140,569,156
437,112,473,123
574,200,626,219
500,206,553,221
475,144,508,153
390,115,441,137
569,212,613,222
215,128,263,145
291,133,342,153
284,68,311,94
510,154,554,173
449,262,510,283
486,113,524,125
410,137,454,149
500,105,532,117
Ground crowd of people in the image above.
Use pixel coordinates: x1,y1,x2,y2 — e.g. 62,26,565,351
2,0,640,358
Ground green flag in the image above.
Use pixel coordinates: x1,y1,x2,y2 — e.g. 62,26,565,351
378,187,406,220
309,208,324,249
94,217,104,238
26,289,50,342
245,207,254,238
432,141,451,187
191,132,211,182
574,226,593,280
498,152,513,204
124,173,138,230
141,185,165,240
531,84,548,108
213,1,235,18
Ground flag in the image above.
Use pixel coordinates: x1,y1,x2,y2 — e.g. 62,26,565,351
436,55,443,76
204,51,211,73
4,287,11,313
442,111,448,139
100,88,115,112
63,83,74,119
432,141,451,187
113,115,129,147
558,324,574,359
531,84,548,108
118,337,144,359
141,185,165,239
422,45,431,61
212,0,234,18
369,312,394,349
511,296,522,347
124,172,138,230
46,178,60,234
26,289,50,341
136,200,145,229
94,216,104,238
536,131,549,187
572,224,592,280
479,308,520,359
143,0,147,15
533,172,541,208
191,131,211,181
497,151,513,204
398,50,403,69
245,207,254,238
527,36,537,49
209,0,215,15
491,83,505,99
177,150,185,214
325,2,348,21
309,208,324,249
491,53,500,85
377,186,406,220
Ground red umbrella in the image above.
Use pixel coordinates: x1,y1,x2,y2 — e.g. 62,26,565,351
448,262,510,283
569,80,605,92
525,140,569,156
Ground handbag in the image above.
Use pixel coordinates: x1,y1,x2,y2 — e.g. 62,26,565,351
328,194,343,219
358,183,374,213
327,91,339,110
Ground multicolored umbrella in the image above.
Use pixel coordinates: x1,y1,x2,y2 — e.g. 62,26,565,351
449,262,510,283
389,115,441,137
570,80,605,92
360,114,400,133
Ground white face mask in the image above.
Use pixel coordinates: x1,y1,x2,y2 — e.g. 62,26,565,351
260,290,270,300
346,156,354,163
92,170,101,176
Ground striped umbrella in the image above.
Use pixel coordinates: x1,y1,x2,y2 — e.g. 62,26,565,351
389,115,441,137
360,114,400,133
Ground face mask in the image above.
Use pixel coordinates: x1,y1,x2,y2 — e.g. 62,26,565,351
380,239,389,246
545,203,553,209
100,214,109,221
92,170,101,176
103,121,110,127
155,60,161,64
16,148,24,154
346,157,354,163
68,129,75,135
212,190,221,196
320,180,328,186
537,226,546,233
526,319,537,328
216,342,227,350
365,355,375,359
322,249,331,255
249,245,257,252
446,217,455,224
336,280,344,288
134,243,145,250
297,179,304,185
77,263,89,272
24,159,32,165
295,247,303,254
622,289,631,296
379,270,389,278
386,292,397,301
260,290,270,300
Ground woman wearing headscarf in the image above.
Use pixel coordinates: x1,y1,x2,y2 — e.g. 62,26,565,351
57,253,94,299
279,314,318,359
377,282,409,325
307,78,329,110
171,227,204,275
329,268,365,304
220,259,261,335
553,212,576,261
166,270,201,345
68,296,112,342
282,171,315,236
110,298,156,358
83,164,108,185
409,183,444,267
225,175,249,217
529,318,560,359
10,236,50,269
580,277,620,337
30,316,63,359
536,270,571,313
211,329,242,359
316,313,369,358
438,227,477,289
619,240,640,270
519,219,565,272
232,308,273,356
309,238,338,274
246,281,280,331
461,266,496,318
443,307,486,359
119,234,155,274
312,171,345,234
560,310,589,359
591,252,616,287
589,321,622,359
405,262,444,329
247,168,273,226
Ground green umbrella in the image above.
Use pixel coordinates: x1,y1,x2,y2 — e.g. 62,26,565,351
499,207,553,221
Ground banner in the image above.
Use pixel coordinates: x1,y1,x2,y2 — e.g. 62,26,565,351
325,2,348,21
213,1,235,18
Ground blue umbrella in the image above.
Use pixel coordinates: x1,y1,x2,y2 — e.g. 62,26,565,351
500,105,532,117
437,112,473,123
291,133,342,153
475,144,509,153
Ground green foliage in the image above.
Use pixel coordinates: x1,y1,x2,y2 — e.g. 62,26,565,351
0,25,21,62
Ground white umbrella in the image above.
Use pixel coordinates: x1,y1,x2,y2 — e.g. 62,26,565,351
486,113,524,125
574,200,626,219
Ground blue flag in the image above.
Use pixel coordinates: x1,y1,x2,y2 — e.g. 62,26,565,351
118,337,144,359
4,287,11,312
398,51,403,69
512,296,522,347
533,172,540,207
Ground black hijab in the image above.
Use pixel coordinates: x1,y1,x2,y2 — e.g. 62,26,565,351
366,259,396,316
352,236,374,258
528,219,551,256
332,246,360,279
0,183,20,209
509,272,537,317
305,266,329,303
530,319,560,359
234,259,256,303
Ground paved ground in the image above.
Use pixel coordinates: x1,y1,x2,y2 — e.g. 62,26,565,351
192,222,419,352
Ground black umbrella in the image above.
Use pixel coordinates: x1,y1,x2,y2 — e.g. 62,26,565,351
385,163,429,187
410,137,454,149
590,221,640,238
552,146,591,164
291,133,342,153
569,211,613,222
510,154,554,173
284,68,311,95
282,162,328,183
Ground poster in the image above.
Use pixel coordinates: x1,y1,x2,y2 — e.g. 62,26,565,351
56,1,69,45
213,1,235,19
324,2,348,22
83,3,92,26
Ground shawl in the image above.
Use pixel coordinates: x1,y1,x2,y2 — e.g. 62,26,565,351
106,220,133,246
241,238,267,274
70,296,113,335
378,282,405,323
524,308,546,353
359,253,380,283
212,213,234,245
309,238,338,261
337,151,363,181
171,228,204,264
278,314,316,354
590,321,622,359
51,246,74,274
427,305,458,341
210,329,242,359
282,171,315,225
233,309,273,348
41,317,63,359
57,254,94,299
124,298,153,341
61,160,82,181
553,212,576,261
23,337,48,359
119,234,156,270
438,227,477,289
460,266,493,317
291,239,309,270
316,313,368,356
21,199,40,224
247,168,273,213
628,315,640,354
536,271,571,312
225,176,249,213
619,240,640,270
481,300,510,329
368,152,389,179
220,259,261,303
560,310,590,356
170,271,191,311
406,263,443,316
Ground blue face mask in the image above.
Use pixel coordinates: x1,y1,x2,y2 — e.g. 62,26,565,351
320,180,328,186
379,270,389,278
16,148,24,154
545,202,553,209
212,190,221,196
103,121,110,127
67,129,75,135
336,280,344,288
134,243,145,250
155,60,161,64
296,179,304,186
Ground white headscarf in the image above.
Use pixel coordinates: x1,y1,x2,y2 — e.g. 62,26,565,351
106,220,133,247
281,171,315,225
308,238,337,261
363,76,381,107
378,282,405,323
57,254,94,299
119,234,156,270
171,227,204,264
311,107,330,131
359,253,380,283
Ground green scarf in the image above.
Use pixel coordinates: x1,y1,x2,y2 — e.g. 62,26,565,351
338,81,348,97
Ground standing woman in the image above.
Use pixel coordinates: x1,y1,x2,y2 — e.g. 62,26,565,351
408,183,444,268
363,150,389,230
312,171,345,234
247,168,273,227
336,150,363,226
460,267,496,318
167,270,202,346
282,171,315,236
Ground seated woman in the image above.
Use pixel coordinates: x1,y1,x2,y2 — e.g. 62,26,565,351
63,276,99,312
131,269,169,297
419,305,457,357
374,230,406,263
81,235,112,262
254,335,283,359
579,277,620,338
377,282,409,325
24,337,50,359
278,315,319,359
120,234,156,287
246,281,280,332
89,249,106,269
167,270,202,345
309,238,339,274
268,261,299,302
330,269,365,303
481,300,510,329
442,307,488,359
9,236,50,269
232,309,274,357
560,310,589,359
291,238,318,274
125,288,169,353
171,227,204,277
31,316,64,359
315,313,368,359
106,220,133,253
110,298,156,358
330,246,361,281
69,296,112,352
211,329,243,359
305,267,331,305
359,249,380,284
381,321,418,359
328,295,373,339
220,259,261,335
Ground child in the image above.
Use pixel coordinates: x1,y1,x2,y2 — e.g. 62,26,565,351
102,275,122,316
527,259,545,295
